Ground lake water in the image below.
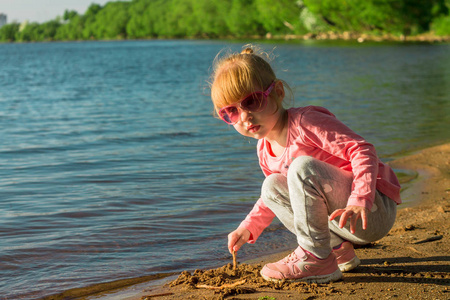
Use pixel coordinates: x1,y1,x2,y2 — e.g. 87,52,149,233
0,40,449,299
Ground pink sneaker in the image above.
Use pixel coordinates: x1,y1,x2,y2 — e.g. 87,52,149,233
260,246,342,283
333,241,361,272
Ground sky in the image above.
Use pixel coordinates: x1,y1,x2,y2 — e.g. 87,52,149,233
0,0,115,23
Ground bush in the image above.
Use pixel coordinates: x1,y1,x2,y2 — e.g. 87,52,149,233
431,15,450,35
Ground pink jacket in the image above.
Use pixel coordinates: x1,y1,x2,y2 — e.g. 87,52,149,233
240,106,401,243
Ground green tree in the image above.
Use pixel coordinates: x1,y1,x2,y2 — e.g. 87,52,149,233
0,23,20,41
63,10,79,21
15,22,42,41
3,0,449,42
254,0,305,34
225,0,264,37
191,0,229,37
82,3,103,39
126,0,154,38
166,0,202,37
55,14,85,40
89,2,131,39
145,0,172,37
303,0,395,32
303,0,450,35
40,20,61,40
431,0,450,35
395,0,448,34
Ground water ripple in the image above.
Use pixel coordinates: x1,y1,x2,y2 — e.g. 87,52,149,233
0,40,449,299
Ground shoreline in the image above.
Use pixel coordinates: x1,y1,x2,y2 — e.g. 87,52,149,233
266,32,450,43
2,32,450,45
44,142,449,300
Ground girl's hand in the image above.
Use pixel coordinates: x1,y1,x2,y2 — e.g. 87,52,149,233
329,206,369,234
227,227,251,254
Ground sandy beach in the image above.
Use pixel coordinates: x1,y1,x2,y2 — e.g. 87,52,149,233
47,143,449,300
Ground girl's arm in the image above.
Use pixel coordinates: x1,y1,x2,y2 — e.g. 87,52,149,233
299,107,378,230
227,197,275,252
300,107,379,210
228,143,277,251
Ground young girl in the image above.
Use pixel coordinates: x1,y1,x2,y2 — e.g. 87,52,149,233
210,45,401,284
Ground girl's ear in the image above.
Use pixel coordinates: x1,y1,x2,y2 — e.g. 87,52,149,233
274,80,285,102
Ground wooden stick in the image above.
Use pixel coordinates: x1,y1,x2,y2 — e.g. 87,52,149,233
413,235,443,244
196,279,246,290
232,250,237,270
406,246,424,255
141,292,174,299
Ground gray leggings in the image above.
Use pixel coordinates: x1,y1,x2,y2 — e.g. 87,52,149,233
261,156,397,259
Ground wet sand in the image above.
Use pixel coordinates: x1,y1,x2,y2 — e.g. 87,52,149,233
47,143,450,300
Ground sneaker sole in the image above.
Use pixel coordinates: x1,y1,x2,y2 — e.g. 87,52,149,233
338,256,361,272
260,269,343,284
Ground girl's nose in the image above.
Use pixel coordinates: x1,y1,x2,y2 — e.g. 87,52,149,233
239,109,252,122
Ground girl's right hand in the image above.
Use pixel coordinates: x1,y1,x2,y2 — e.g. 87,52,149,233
227,227,251,254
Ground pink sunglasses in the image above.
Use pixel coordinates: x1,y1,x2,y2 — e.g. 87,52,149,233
218,81,276,125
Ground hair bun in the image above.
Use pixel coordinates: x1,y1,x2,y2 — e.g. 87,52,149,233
241,47,254,55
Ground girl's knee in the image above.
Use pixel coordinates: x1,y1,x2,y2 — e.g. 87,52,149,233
262,173,285,196
261,173,287,206
287,156,318,180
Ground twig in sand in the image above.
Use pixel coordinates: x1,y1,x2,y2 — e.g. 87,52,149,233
232,250,237,270
196,279,246,290
407,246,424,255
141,292,174,299
412,235,443,244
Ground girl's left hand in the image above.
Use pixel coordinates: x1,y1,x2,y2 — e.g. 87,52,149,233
329,206,369,234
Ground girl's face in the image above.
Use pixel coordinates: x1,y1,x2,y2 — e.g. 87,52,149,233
230,81,285,141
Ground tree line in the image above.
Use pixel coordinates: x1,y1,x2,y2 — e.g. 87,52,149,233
1,0,449,42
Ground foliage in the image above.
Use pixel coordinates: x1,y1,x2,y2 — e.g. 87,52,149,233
302,0,449,35
0,23,20,41
88,1,130,39
431,0,450,35
63,10,79,21
126,0,154,38
432,15,450,35
0,0,448,42
55,15,84,40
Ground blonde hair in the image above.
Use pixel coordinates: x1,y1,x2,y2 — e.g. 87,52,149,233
210,45,286,117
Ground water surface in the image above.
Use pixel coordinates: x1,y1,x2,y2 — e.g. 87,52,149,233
0,40,448,299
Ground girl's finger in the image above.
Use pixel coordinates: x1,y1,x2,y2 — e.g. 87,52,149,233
361,209,368,230
228,235,238,253
339,210,352,228
233,235,247,252
230,233,246,253
350,214,359,234
329,209,344,221
228,242,235,253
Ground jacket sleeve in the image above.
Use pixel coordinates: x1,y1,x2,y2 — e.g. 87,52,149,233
299,107,379,210
238,197,276,243
237,140,276,243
